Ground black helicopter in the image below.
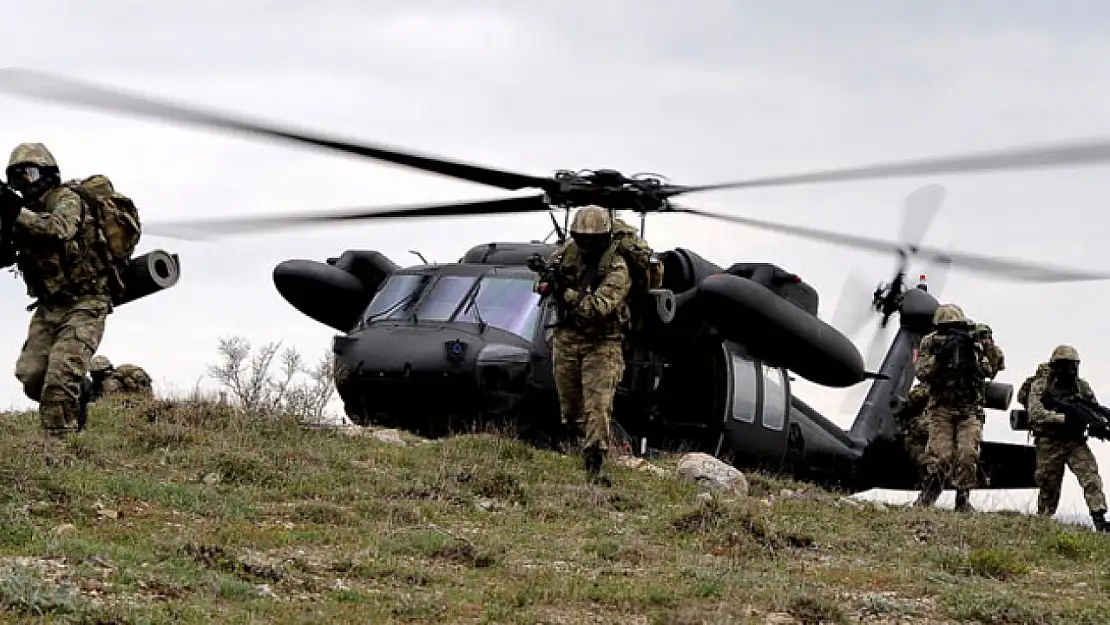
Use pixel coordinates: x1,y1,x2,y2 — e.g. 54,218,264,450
5,69,1110,494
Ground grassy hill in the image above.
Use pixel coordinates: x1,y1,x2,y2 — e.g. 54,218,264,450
1,395,1109,624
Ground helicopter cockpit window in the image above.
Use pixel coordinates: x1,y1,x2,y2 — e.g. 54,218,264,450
761,365,787,431
416,276,479,321
455,276,542,340
730,354,758,423
363,273,429,322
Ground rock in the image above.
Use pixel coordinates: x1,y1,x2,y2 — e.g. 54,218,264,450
370,429,407,446
613,455,668,477
676,452,749,496
53,523,76,536
695,492,713,504
203,472,222,485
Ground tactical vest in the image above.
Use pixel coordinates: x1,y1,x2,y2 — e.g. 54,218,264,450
14,186,112,305
557,240,630,338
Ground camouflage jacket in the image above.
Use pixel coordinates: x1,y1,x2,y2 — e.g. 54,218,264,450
1027,371,1096,440
914,329,998,407
92,364,153,400
10,186,112,305
545,239,632,341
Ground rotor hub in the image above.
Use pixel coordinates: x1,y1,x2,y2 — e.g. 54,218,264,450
546,168,670,213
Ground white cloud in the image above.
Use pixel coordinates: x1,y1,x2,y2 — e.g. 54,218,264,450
2,1,1110,517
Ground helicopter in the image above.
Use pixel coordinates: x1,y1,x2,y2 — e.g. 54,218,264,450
5,69,1110,494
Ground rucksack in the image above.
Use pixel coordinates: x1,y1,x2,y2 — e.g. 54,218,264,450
1017,362,1051,408
64,175,142,296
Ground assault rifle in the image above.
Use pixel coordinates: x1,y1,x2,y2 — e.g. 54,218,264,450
1040,392,1110,441
0,180,23,267
527,252,576,325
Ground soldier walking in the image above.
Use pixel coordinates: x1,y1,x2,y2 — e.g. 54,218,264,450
1024,345,1110,532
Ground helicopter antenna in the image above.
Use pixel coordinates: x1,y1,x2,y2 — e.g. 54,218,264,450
409,250,428,264
547,211,565,244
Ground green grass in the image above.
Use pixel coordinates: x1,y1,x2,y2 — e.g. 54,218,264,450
0,395,1107,623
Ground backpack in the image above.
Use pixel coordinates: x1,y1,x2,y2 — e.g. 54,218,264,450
1017,362,1051,408
64,175,142,296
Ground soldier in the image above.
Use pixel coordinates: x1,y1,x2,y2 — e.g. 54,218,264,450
1025,345,1110,532
0,143,114,441
914,304,1002,512
88,355,154,401
535,205,632,485
895,382,939,505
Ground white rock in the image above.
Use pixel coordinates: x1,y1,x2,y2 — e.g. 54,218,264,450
675,452,749,496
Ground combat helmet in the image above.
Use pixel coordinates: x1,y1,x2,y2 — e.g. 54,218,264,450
932,303,967,325
569,205,613,255
6,142,59,199
8,143,57,168
89,356,113,374
1050,345,1080,363
569,205,612,235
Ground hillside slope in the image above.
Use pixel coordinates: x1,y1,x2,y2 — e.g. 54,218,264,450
0,396,1108,624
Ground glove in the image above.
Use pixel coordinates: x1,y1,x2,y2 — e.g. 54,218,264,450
563,288,581,305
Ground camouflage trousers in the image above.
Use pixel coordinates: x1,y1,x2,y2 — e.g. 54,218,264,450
1034,436,1107,515
552,330,624,454
921,404,983,490
14,295,111,435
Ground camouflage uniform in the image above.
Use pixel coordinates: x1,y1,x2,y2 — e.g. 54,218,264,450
0,143,114,439
88,355,153,401
537,206,632,484
914,304,1002,512
1025,345,1109,531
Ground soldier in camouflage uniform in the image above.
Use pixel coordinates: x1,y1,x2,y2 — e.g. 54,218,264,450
1025,345,1110,531
914,304,1002,512
88,355,153,401
0,143,114,440
535,206,632,485
895,382,936,504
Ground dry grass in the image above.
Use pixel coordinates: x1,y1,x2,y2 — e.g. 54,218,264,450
0,395,1106,623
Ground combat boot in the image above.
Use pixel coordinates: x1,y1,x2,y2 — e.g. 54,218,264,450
954,489,975,513
583,447,612,487
76,376,93,432
1092,510,1110,532
914,474,943,507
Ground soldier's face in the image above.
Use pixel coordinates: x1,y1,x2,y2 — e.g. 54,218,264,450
1051,360,1078,380
572,232,610,257
5,164,40,193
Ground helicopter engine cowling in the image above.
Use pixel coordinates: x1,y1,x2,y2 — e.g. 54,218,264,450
683,273,866,387
273,250,397,333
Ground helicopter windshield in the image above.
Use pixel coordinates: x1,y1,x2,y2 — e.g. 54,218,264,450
455,276,542,339
362,273,430,322
415,276,479,321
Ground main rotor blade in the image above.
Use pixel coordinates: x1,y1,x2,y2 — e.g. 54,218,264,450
663,137,1110,196
828,269,876,339
0,68,550,192
900,183,946,248
143,193,549,240
672,205,1110,283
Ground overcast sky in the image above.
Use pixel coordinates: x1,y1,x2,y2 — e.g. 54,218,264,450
2,1,1109,516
